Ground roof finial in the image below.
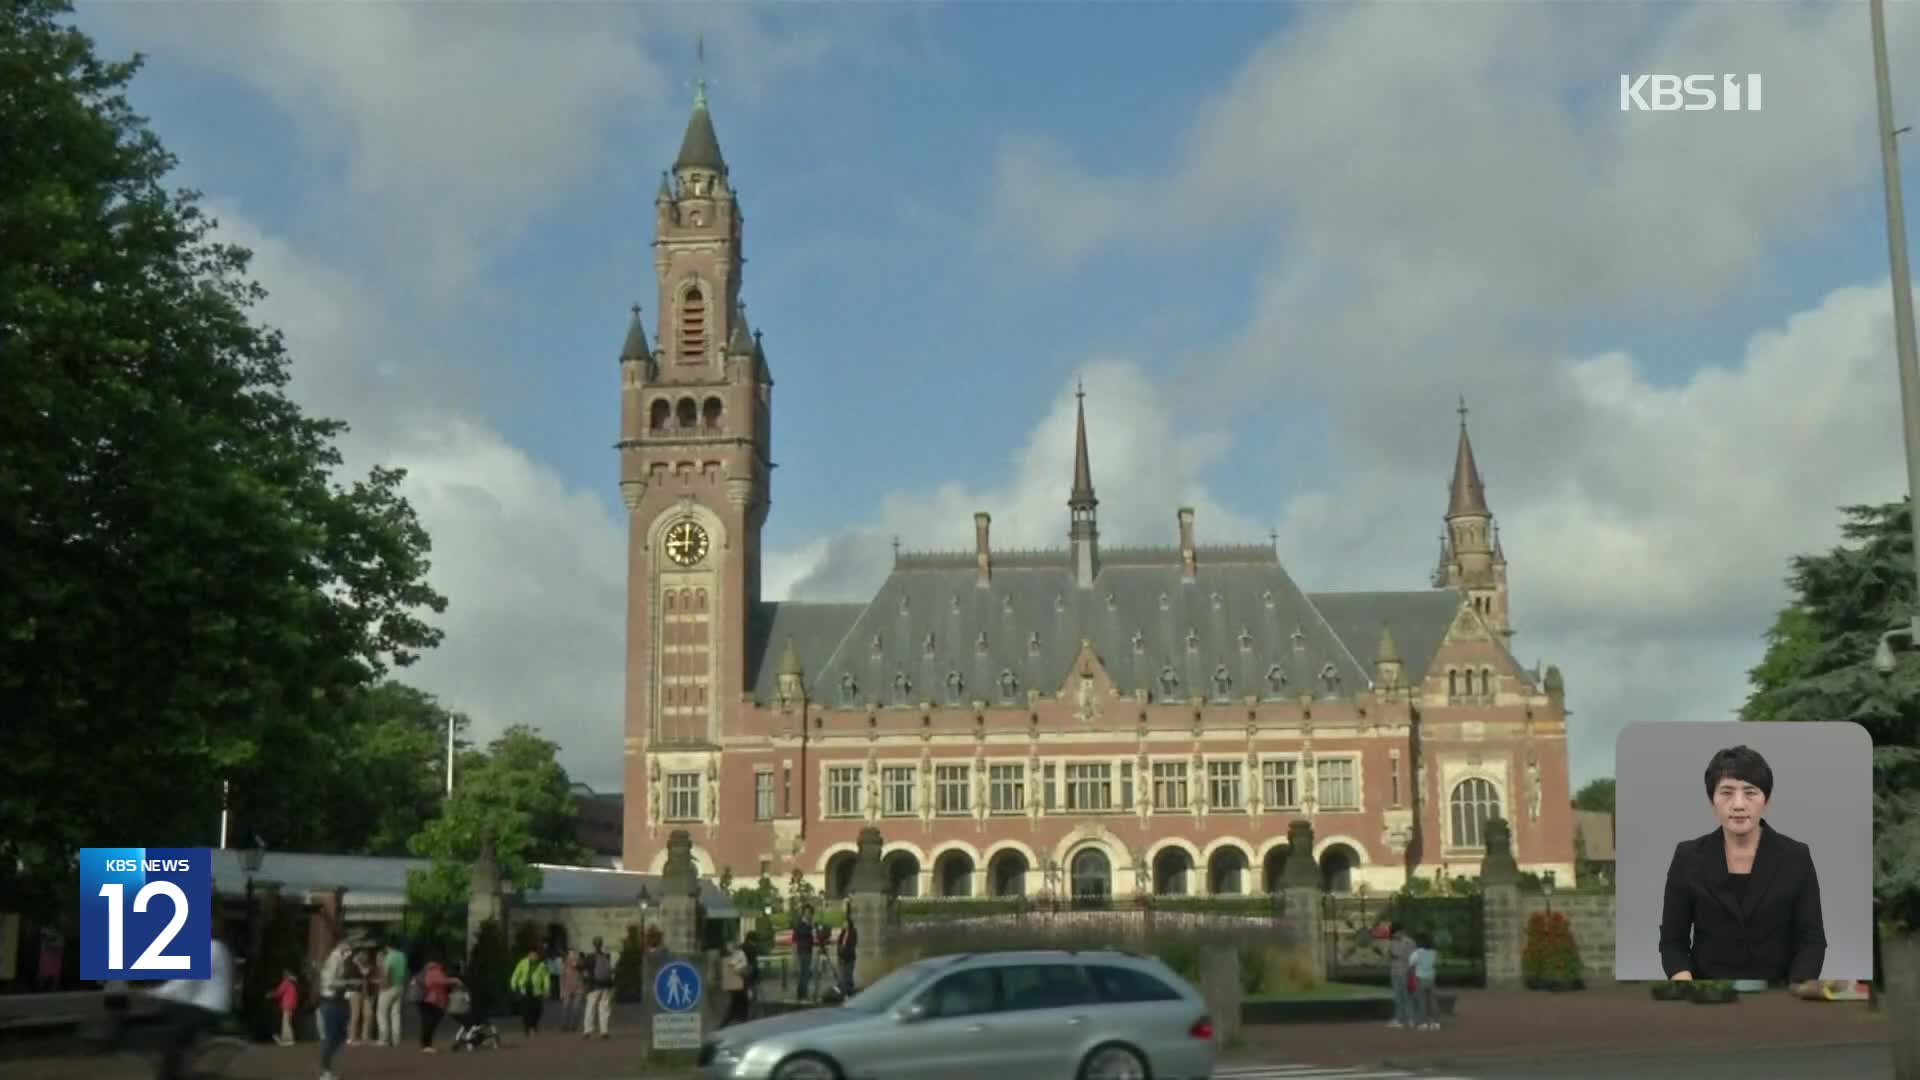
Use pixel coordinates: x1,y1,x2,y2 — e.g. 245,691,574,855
1457,394,1469,427
693,33,708,108
1076,375,1085,401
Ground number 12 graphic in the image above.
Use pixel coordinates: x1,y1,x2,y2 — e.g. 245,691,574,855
97,881,193,970
79,847,212,980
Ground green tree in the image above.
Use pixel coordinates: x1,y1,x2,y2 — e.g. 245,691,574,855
464,918,513,1019
1571,778,1615,815
614,923,646,1002
0,0,446,918
1740,501,1920,933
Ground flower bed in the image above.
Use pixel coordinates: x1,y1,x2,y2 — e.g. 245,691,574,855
1520,910,1584,991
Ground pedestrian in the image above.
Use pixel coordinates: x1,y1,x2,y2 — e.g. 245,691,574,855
742,934,761,1017
721,942,750,1025
792,905,816,1001
377,938,407,1046
581,936,614,1038
416,957,456,1052
1410,933,1440,1030
148,933,236,1080
316,934,364,1080
344,944,370,1045
1386,923,1416,1028
510,944,550,1036
266,967,299,1045
559,949,585,1032
836,907,858,998
547,946,564,1003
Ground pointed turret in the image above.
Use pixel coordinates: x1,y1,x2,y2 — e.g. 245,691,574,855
1373,623,1403,690
1448,396,1490,517
675,51,727,174
621,303,652,365
776,636,806,707
780,636,802,676
1067,380,1099,587
656,171,673,204
728,303,754,355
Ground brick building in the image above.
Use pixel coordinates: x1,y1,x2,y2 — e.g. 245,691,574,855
615,85,1577,901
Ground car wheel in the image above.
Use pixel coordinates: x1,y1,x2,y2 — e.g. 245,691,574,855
772,1051,842,1080
1078,1042,1150,1080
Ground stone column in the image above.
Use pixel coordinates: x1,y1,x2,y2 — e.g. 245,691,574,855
1478,817,1523,989
1277,820,1325,982
658,829,705,956
848,827,891,990
306,887,345,970
1197,945,1242,1047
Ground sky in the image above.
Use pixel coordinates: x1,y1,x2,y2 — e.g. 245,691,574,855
73,1,1920,796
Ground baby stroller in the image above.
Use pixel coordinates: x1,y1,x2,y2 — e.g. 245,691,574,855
445,987,501,1052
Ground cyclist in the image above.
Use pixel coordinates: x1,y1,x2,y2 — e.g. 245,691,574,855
146,935,235,1079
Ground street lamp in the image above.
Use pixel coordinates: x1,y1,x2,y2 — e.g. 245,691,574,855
1543,871,1557,917
242,841,267,972
1871,0,1920,668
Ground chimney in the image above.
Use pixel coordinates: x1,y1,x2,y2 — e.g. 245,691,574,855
974,512,992,588
1178,507,1197,581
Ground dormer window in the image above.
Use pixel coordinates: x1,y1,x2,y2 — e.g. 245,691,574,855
678,284,708,362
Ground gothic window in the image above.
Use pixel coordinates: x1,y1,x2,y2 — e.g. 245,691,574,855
679,587,694,608
1448,669,1460,697
1265,665,1288,694
649,399,670,430
1027,632,1041,656
839,673,859,703
997,669,1020,700
975,631,989,654
945,670,964,700
665,591,678,613
675,397,697,429
1262,590,1275,608
701,397,723,431
1157,665,1180,697
892,670,913,701
871,634,884,659
1211,664,1232,699
1479,668,1492,695
1319,662,1341,694
1237,627,1253,652
1290,627,1306,651
679,284,708,361
1450,777,1501,849
693,589,707,613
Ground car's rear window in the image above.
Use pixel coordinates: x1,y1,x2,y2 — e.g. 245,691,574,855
1086,963,1183,1003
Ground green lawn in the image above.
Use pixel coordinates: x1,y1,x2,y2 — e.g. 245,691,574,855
1246,982,1388,1002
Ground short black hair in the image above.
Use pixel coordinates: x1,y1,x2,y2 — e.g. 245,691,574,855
1704,745,1773,800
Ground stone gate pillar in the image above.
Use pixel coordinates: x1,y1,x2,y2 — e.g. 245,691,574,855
1277,820,1325,981
1478,817,1523,989
848,827,891,991
466,843,502,952
658,829,705,956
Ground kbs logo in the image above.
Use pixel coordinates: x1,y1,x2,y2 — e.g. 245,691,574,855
1620,74,1763,112
80,847,212,980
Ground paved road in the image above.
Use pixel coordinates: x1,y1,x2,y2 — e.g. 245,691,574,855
1460,1042,1891,1078
1218,1064,1480,1079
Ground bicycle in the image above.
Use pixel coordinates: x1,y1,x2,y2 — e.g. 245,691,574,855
81,1003,250,1079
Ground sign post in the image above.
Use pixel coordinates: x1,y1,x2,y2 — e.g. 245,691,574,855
651,958,704,1051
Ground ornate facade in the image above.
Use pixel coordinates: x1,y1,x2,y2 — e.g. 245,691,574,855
617,87,1577,900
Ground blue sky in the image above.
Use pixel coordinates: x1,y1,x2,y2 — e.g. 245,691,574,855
73,2,1920,792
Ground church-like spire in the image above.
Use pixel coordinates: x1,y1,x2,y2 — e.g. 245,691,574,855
1447,396,1490,518
779,636,803,677
1375,623,1401,665
674,35,727,173
621,303,651,363
1070,379,1096,509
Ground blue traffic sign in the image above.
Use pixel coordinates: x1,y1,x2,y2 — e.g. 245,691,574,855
654,960,702,1012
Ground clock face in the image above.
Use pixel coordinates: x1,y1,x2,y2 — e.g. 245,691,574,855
664,519,710,566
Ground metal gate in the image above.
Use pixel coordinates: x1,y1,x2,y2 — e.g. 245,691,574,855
1322,893,1485,987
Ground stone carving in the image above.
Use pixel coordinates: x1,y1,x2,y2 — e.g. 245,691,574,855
899,595,910,615
998,669,1019,699
975,631,989,654
1262,589,1275,608
892,670,913,700
1002,593,1014,614
1319,662,1341,695
849,827,888,895
922,631,936,657
660,829,701,897
840,672,859,703
1185,627,1200,652
1212,664,1232,698
865,770,881,822
1238,627,1253,652
974,768,988,815
920,767,933,816
871,633,883,657
1265,664,1287,694
1027,631,1041,655
1209,591,1222,609
1158,592,1170,610
648,781,661,826
1157,666,1180,697
1480,816,1519,884
1528,762,1543,821
1279,820,1319,888
1076,673,1097,721
1131,629,1145,653
707,775,719,824
945,670,964,700
649,759,662,783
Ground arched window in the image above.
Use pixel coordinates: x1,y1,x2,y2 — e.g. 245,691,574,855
1450,777,1500,849
679,285,708,361
665,592,678,613
702,397,723,430
649,399,670,430
679,588,694,609
1479,668,1492,695
676,397,697,429
1448,670,1459,697
694,588,708,613
1069,848,1111,901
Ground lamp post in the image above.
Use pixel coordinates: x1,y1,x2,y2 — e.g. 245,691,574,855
242,842,267,981
1871,0,1920,673
1543,871,1557,918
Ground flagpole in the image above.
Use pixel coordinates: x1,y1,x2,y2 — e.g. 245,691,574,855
446,713,455,797
220,779,230,848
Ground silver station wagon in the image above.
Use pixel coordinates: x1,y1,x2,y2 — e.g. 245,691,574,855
697,948,1218,1080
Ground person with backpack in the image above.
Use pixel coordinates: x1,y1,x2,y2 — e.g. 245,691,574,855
509,945,550,1036
581,937,614,1038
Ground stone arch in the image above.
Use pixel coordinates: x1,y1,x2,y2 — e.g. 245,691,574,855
1063,838,1118,902
675,396,698,428
1314,836,1366,895
881,841,926,899
813,842,859,900
984,846,1031,898
649,398,671,430
1203,838,1255,896
1448,774,1505,850
928,841,980,898
1145,838,1200,896
1049,824,1125,872
701,395,724,430
675,278,709,361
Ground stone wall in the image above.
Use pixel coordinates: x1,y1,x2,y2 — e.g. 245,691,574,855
1519,893,1615,980
509,905,648,959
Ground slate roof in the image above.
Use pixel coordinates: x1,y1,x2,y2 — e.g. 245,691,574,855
741,547,1464,708
675,96,726,173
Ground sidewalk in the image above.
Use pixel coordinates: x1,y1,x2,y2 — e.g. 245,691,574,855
1230,985,1893,1070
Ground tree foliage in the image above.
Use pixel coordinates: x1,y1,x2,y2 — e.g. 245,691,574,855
614,923,646,1002
1571,778,1615,815
1741,500,1920,931
0,0,447,917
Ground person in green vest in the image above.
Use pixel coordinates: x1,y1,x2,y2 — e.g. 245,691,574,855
509,946,550,1036
376,939,408,1046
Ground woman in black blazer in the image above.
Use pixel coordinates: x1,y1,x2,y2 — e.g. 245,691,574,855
1659,745,1826,985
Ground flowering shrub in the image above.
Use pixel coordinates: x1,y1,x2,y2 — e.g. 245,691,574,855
1521,910,1583,985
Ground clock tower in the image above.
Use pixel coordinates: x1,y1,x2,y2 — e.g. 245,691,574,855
619,76,772,848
